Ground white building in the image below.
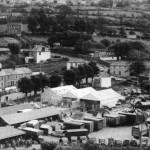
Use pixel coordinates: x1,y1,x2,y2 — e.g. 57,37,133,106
92,76,111,88
110,61,130,77
27,45,51,63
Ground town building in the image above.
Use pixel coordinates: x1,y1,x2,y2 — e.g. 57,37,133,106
110,61,130,77
94,50,117,61
0,64,32,91
7,22,22,36
25,45,51,64
67,59,86,70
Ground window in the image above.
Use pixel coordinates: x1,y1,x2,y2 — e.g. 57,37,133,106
39,52,41,55
7,76,9,79
119,71,121,75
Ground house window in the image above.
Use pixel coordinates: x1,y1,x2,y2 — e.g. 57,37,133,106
7,76,9,79
39,52,41,55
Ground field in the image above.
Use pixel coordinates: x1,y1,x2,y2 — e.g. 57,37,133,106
93,36,150,48
0,37,20,47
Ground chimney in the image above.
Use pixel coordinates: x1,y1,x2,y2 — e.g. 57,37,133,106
0,63,2,71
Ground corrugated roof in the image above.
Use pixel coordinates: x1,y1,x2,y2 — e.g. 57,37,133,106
0,103,34,117
0,126,25,140
1,106,60,125
0,67,31,76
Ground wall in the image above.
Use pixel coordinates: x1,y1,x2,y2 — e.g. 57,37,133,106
35,51,51,63
100,77,111,88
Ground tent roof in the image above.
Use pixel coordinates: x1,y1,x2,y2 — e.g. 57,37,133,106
62,91,79,99
81,93,101,101
1,106,60,125
97,88,124,101
0,126,25,140
51,85,77,96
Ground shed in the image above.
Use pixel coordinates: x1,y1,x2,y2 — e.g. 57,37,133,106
0,106,60,126
0,126,25,141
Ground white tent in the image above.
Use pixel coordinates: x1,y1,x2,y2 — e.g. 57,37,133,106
97,88,125,108
81,93,101,101
41,85,77,105
41,87,61,106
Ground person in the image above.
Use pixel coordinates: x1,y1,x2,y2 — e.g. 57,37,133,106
12,139,16,150
59,138,63,145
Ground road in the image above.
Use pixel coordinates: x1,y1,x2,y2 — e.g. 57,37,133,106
40,126,140,145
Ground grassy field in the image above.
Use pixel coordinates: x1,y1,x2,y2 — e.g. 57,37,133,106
93,36,150,47
27,60,67,75
29,36,49,43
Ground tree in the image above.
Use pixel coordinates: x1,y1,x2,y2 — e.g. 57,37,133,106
74,38,84,54
5,60,16,69
63,69,76,85
89,61,99,76
129,61,146,77
72,67,82,87
50,75,62,88
119,27,126,36
31,75,42,95
100,39,111,47
8,43,20,55
56,5,73,18
83,64,94,84
39,74,50,92
37,8,47,34
99,0,113,7
18,77,34,100
28,16,38,34
47,35,59,47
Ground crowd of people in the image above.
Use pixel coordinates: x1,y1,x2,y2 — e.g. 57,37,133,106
0,136,34,149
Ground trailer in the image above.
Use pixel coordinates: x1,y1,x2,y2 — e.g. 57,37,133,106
63,121,85,130
65,129,89,141
72,119,94,132
104,114,126,127
84,117,103,131
119,112,137,125
132,124,149,138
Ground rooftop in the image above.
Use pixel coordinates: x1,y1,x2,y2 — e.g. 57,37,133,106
1,106,60,125
111,61,130,66
0,67,32,76
0,103,34,117
31,45,50,52
0,126,25,140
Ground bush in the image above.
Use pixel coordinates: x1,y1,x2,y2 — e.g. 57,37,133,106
41,142,57,150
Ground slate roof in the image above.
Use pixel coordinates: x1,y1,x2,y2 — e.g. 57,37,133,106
0,67,31,76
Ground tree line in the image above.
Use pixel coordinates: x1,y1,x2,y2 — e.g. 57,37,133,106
17,61,99,97
63,61,99,87
18,74,62,97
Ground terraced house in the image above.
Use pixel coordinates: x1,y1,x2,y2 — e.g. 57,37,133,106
0,64,32,92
